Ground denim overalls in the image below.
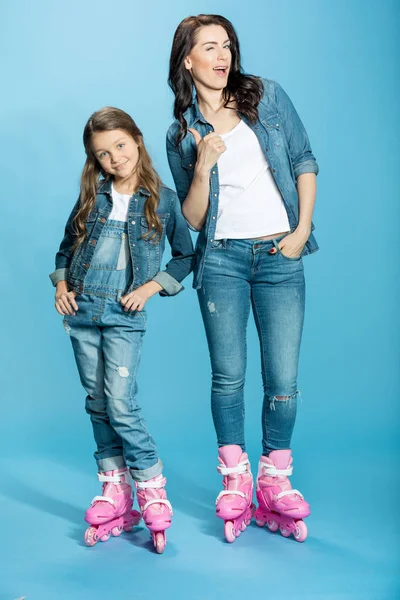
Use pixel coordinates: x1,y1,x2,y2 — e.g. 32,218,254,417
63,219,162,482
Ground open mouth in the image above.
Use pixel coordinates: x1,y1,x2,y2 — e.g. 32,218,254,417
213,66,228,77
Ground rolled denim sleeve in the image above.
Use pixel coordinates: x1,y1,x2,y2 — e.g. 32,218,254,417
49,198,79,286
151,191,195,297
166,130,200,232
274,81,319,179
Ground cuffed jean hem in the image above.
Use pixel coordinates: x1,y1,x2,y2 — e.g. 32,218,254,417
129,458,163,482
96,454,126,472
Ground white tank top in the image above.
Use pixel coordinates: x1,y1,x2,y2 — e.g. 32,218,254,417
215,120,290,240
109,183,131,221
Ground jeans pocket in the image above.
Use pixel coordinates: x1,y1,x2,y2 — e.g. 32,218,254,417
273,239,302,262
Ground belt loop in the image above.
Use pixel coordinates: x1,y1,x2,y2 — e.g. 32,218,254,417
272,238,280,252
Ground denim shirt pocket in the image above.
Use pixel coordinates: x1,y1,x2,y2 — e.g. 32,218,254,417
261,114,283,148
85,209,99,237
181,155,196,172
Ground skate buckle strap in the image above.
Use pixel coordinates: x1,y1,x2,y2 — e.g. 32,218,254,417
260,463,293,477
215,489,246,504
91,495,115,506
142,498,173,515
98,472,127,484
217,459,249,476
136,477,166,490
276,489,304,500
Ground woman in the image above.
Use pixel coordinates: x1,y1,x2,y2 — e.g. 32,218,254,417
166,14,319,543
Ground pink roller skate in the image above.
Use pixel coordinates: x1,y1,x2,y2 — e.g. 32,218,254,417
84,468,141,546
135,474,173,554
216,445,255,543
255,450,310,542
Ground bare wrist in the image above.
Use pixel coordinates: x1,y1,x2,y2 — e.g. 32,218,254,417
194,165,211,180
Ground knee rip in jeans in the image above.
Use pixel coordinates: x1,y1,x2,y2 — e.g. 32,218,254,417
117,366,129,378
269,390,300,411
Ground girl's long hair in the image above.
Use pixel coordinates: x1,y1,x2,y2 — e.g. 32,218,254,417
73,107,162,250
168,14,264,142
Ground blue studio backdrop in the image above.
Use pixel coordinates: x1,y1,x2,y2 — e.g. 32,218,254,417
1,1,399,599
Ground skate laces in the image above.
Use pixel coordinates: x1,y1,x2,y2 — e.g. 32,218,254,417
215,459,251,504
136,477,173,515
258,462,303,500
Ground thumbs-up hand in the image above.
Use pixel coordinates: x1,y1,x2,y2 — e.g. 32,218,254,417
188,128,226,173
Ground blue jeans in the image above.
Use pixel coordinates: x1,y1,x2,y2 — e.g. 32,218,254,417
197,236,305,456
63,220,162,482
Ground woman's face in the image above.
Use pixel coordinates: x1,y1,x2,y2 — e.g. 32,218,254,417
184,25,232,91
91,129,140,182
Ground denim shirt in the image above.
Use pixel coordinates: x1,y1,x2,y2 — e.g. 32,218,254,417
49,179,195,296
166,78,319,290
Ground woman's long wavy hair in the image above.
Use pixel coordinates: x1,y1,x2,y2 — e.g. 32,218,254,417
72,107,162,250
168,14,264,142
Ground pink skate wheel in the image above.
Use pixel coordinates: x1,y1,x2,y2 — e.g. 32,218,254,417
279,524,291,538
100,531,111,542
267,519,279,532
111,525,123,537
224,521,236,543
84,526,98,547
240,521,247,532
255,517,266,527
154,532,166,554
294,520,308,542
123,523,134,533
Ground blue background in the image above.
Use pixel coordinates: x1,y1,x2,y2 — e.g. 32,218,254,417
1,0,399,598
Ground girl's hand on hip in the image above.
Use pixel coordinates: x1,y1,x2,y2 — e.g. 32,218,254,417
55,286,78,316
120,286,150,312
189,128,226,173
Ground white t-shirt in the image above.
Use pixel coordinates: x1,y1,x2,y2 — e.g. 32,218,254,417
215,119,290,239
109,183,131,221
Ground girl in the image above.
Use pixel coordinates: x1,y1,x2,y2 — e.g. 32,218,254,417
167,15,319,543
50,107,194,553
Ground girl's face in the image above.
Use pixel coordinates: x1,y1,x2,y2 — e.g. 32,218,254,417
91,129,139,182
184,25,231,91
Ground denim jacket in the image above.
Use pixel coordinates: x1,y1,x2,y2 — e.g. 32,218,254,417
49,179,195,296
166,78,319,289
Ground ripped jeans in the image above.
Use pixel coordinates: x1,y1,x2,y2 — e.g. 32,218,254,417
63,220,162,481
197,236,305,456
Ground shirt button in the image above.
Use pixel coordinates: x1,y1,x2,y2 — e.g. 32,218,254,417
131,220,136,225
214,194,217,197
99,217,106,223
212,216,216,220
210,239,213,243
92,316,97,321
132,243,136,247
212,170,216,175
135,198,138,202
136,267,139,271
189,163,193,168
276,123,279,127
90,239,96,246
83,263,89,269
